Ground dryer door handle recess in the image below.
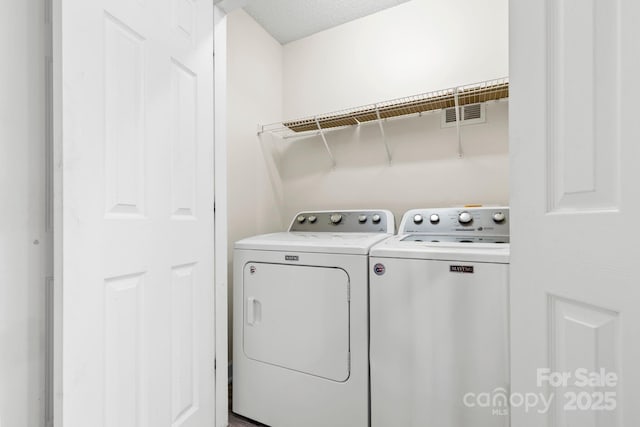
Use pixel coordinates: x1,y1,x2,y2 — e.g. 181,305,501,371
247,297,262,326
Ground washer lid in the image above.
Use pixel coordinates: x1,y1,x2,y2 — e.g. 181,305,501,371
370,234,510,263
235,232,393,255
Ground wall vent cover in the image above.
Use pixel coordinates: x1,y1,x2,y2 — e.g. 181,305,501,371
445,107,458,123
441,103,486,128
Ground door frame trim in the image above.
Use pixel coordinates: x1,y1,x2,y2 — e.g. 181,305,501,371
51,0,63,423
213,4,229,427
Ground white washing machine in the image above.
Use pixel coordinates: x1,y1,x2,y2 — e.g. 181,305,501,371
369,207,510,427
233,210,395,427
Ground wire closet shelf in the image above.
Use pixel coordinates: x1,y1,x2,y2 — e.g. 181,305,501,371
258,77,509,165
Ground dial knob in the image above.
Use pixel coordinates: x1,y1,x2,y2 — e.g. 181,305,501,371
330,214,343,224
493,212,506,223
430,214,440,224
358,215,368,223
413,214,423,224
458,211,473,224
296,215,306,224
308,215,317,223
372,214,381,223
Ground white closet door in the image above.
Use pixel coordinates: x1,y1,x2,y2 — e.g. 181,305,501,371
511,0,640,426
52,0,215,426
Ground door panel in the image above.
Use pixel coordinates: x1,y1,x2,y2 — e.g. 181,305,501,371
547,0,619,211
243,262,350,382
104,13,146,218
171,263,199,425
511,0,640,425
549,297,619,426
104,273,145,427
53,0,215,426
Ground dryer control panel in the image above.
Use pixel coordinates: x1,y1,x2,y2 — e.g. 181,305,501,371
400,207,510,238
289,210,394,233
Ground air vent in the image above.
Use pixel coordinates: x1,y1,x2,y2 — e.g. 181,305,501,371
464,103,482,120
445,107,459,124
441,103,486,128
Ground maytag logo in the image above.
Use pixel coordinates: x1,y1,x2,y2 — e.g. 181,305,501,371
450,265,474,273
285,255,299,261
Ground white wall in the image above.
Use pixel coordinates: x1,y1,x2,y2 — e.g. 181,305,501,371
226,9,284,357
0,1,50,426
278,0,509,223
283,0,509,117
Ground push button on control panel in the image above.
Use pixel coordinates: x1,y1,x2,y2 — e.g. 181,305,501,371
330,214,343,224
458,211,473,225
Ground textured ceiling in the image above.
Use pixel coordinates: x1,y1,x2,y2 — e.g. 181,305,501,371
242,0,412,44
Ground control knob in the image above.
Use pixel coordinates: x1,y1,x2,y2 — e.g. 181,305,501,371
372,214,381,223
493,212,506,223
330,214,343,224
308,215,317,223
296,215,306,224
429,214,440,224
358,215,368,223
458,211,473,225
413,214,423,224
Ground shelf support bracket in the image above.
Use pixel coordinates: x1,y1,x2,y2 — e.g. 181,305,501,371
454,89,463,158
315,117,336,167
375,105,392,164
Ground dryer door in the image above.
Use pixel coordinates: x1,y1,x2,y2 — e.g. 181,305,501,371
243,262,350,382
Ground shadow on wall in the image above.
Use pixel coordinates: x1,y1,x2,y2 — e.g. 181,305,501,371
257,131,286,220
271,101,509,181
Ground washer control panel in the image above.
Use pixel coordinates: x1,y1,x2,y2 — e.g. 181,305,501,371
289,210,393,233
400,207,510,237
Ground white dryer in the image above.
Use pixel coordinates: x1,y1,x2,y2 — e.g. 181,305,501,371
369,207,510,427
233,210,395,427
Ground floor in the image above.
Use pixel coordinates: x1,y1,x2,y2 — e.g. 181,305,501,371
228,412,266,427
228,385,267,427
